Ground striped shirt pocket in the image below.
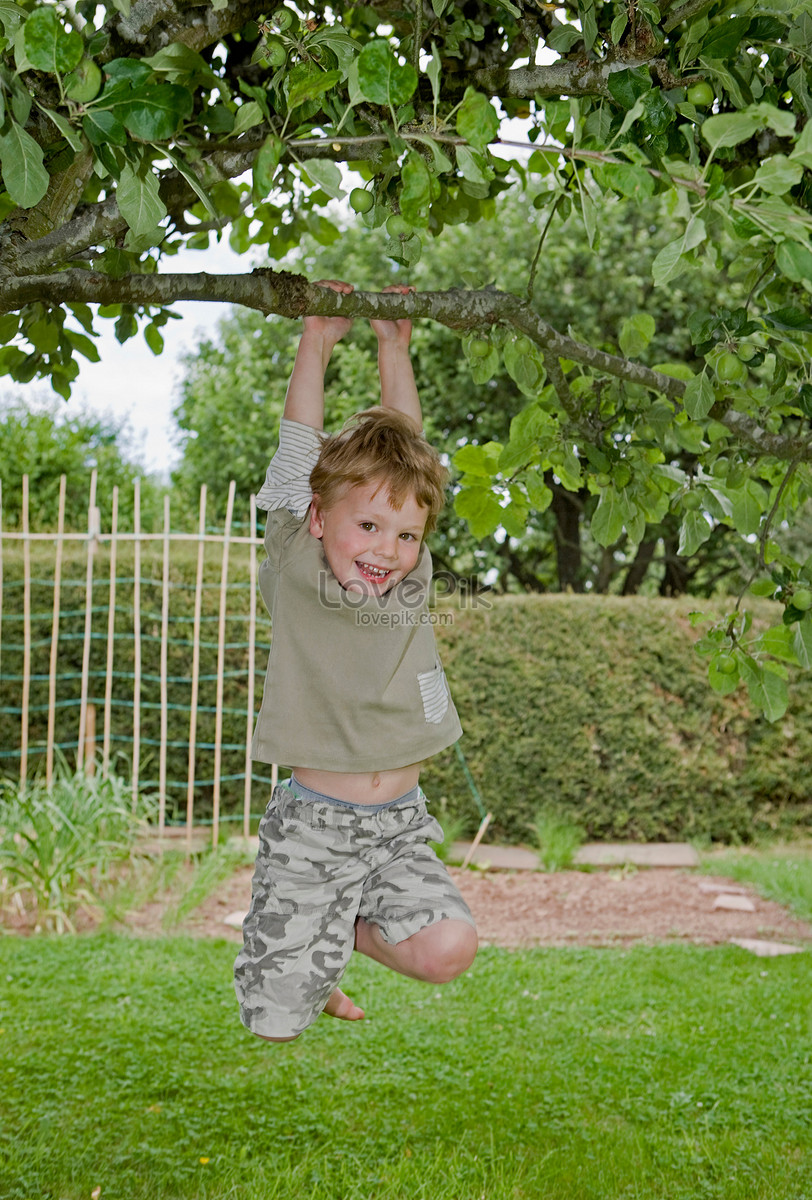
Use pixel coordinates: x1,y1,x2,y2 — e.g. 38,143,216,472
417,662,450,724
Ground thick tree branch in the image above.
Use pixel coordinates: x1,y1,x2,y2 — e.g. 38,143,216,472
2,270,809,465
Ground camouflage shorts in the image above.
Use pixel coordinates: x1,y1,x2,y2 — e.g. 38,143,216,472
233,780,475,1039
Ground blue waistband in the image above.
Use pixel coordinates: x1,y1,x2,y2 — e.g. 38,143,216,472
286,774,421,812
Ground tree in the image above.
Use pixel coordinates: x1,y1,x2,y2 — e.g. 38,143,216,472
2,0,812,717
175,192,765,598
0,397,164,529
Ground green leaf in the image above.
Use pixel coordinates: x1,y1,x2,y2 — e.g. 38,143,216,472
356,40,417,108
789,118,812,168
701,14,751,58
286,67,341,111
83,108,127,148
452,442,502,477
578,0,598,52
730,480,766,536
456,145,493,186
682,369,715,420
602,162,655,201
651,217,706,287
162,147,217,219
302,158,344,200
23,6,82,73
116,161,167,236
425,44,441,110
776,240,812,287
0,121,49,208
523,467,553,512
118,83,193,141
456,87,499,150
740,656,788,723
792,614,812,668
231,101,264,138
607,67,651,109
756,624,798,664
144,323,164,355
619,313,655,358
408,134,453,174
591,487,626,546
253,134,284,198
454,484,504,538
754,155,804,196
678,510,712,556
503,338,544,397
399,153,432,226
41,106,84,154
701,110,762,150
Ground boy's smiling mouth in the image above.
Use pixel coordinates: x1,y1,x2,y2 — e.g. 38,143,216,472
356,560,392,583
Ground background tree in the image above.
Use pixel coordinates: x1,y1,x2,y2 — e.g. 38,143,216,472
0,397,164,529
174,190,771,597
3,0,812,716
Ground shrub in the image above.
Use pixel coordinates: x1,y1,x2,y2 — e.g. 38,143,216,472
0,763,155,932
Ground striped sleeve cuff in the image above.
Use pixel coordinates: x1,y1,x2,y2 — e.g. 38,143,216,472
256,419,324,515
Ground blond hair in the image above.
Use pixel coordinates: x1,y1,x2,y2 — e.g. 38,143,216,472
310,408,448,533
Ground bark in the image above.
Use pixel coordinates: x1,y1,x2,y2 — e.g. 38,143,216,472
621,538,658,595
550,481,584,592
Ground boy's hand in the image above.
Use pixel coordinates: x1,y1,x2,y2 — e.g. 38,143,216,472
371,285,415,346
303,280,355,345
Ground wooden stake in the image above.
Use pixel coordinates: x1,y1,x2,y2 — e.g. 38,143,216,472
212,480,235,847
102,486,118,779
20,476,31,789
158,493,170,838
186,485,206,854
461,812,493,869
46,476,67,787
84,703,96,777
77,470,98,773
243,492,258,839
132,478,142,811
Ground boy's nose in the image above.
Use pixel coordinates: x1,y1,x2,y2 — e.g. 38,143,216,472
375,533,399,560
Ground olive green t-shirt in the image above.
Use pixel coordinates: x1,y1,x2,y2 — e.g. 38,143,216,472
250,419,462,772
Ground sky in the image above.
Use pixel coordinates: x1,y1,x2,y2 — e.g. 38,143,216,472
15,237,245,480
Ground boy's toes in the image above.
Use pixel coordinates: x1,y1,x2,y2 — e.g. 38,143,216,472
323,988,365,1021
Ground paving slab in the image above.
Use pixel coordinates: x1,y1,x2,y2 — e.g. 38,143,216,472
697,881,749,894
450,841,701,870
450,843,540,869
573,843,700,868
713,892,756,912
730,938,804,957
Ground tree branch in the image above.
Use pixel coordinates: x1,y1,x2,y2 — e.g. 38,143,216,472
2,269,811,465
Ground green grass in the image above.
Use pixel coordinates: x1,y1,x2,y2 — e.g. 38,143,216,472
701,841,812,923
1,936,810,1200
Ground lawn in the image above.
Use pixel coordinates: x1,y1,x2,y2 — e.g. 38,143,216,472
1,934,810,1200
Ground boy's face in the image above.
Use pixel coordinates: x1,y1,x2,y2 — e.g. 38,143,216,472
309,480,428,595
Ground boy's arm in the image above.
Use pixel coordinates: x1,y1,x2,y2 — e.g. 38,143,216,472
371,285,422,430
283,280,354,429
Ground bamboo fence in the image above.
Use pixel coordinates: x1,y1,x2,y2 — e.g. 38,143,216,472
0,471,272,847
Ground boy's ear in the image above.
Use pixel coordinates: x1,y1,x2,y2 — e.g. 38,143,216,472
309,496,325,539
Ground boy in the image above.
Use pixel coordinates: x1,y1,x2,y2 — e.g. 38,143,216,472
234,280,477,1041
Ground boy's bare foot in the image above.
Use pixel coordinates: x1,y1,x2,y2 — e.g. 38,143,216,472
323,987,365,1021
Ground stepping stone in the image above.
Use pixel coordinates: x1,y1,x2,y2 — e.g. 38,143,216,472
450,843,540,869
713,893,755,912
573,843,700,868
730,938,804,957
223,910,248,929
698,881,749,894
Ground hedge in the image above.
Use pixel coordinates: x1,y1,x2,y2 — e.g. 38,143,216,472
1,543,810,843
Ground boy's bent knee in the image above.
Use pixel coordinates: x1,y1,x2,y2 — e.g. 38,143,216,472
414,919,478,984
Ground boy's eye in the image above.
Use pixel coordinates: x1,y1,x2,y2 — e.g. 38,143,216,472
399,532,416,541
360,521,375,531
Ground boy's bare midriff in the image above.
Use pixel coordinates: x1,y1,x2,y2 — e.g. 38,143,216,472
292,763,422,805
